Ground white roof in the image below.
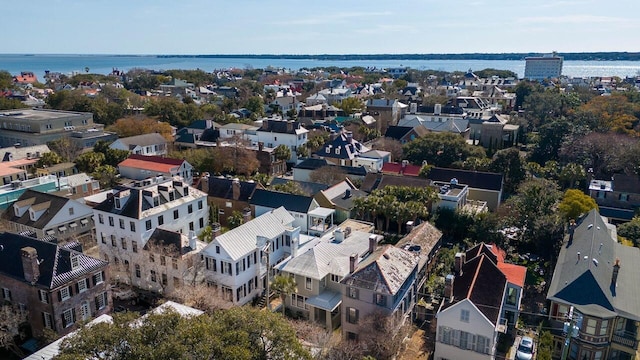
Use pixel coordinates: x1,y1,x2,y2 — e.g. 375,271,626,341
277,230,372,280
204,207,294,261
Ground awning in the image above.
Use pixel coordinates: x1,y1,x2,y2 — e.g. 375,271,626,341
80,219,89,224
305,291,342,311
58,226,67,232
69,223,77,228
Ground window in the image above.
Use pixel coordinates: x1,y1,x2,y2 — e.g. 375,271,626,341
95,292,107,310
174,210,179,219
150,270,157,282
121,238,127,250
216,246,220,254
460,331,470,350
132,241,138,253
198,200,203,210
149,253,155,262
347,307,358,324
161,273,167,286
225,201,232,208
586,318,597,335
375,293,386,307
62,308,76,328
2,288,11,301
199,217,204,228
135,264,141,278
69,207,74,216
172,258,178,270
291,294,308,309
39,289,49,304
119,219,125,229
160,256,166,266
619,193,629,201
108,216,114,226
599,319,609,336
218,209,225,215
460,309,470,323
146,220,152,231
348,287,358,299
43,312,53,329
158,215,164,226
330,274,341,282
189,222,194,231
71,254,80,269
101,233,106,244
60,287,71,301
77,279,88,293
93,271,104,285
130,221,136,232
476,335,490,354
507,287,517,306
438,326,452,345
188,204,193,214
305,277,312,290
98,214,104,224
111,235,116,247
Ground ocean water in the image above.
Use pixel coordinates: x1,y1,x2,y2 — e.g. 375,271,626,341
1,54,639,79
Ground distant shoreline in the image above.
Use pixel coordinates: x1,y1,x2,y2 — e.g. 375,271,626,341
3,52,640,61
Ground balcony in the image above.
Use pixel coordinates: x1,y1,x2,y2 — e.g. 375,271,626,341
612,332,638,350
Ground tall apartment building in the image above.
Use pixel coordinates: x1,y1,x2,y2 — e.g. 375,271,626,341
524,53,563,80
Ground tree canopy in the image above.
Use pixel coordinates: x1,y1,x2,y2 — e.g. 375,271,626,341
403,132,485,168
558,189,598,221
56,307,311,360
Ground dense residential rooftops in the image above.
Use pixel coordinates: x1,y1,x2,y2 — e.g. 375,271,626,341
0,232,107,289
2,189,90,229
205,177,259,201
547,209,640,320
118,154,186,174
250,189,315,213
0,109,91,122
429,167,503,192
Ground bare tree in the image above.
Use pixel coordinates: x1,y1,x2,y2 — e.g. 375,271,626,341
48,136,83,162
309,166,347,186
369,137,404,162
0,305,28,358
168,283,232,313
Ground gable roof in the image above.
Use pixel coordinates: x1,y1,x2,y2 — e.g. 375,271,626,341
428,167,503,192
206,177,258,201
396,222,443,270
0,232,107,289
205,207,294,261
1,189,79,229
384,126,416,141
315,132,370,160
118,154,186,174
547,209,640,320
467,243,526,288
342,245,419,296
112,133,167,148
441,254,507,325
269,178,329,197
145,228,193,256
250,189,314,213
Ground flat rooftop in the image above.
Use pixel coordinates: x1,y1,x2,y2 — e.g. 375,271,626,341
0,109,90,122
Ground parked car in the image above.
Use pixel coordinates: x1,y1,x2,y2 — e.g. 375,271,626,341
516,336,535,360
111,286,137,301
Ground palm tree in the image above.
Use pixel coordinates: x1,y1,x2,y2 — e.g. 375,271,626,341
271,274,297,315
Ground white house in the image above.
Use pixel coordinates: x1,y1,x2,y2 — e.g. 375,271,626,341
248,118,308,162
201,207,301,306
92,176,209,292
118,154,194,185
109,133,168,156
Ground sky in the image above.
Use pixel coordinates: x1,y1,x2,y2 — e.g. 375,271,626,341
2,0,639,54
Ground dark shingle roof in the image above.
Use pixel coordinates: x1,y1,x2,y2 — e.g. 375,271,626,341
0,232,107,289
249,189,314,213
360,173,430,193
2,190,72,229
384,126,414,141
269,178,329,197
429,167,503,192
207,177,258,201
294,158,368,177
145,228,192,256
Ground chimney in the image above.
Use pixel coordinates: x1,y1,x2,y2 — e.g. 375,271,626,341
434,103,442,115
21,247,40,284
345,131,353,142
258,142,264,152
406,221,414,233
349,253,358,273
188,230,197,250
334,228,344,243
242,207,252,223
612,258,620,287
232,178,241,200
291,236,299,258
454,252,465,276
369,234,378,254
211,222,222,237
568,219,576,244
344,189,352,199
444,274,455,301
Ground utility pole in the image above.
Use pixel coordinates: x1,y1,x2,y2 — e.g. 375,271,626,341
560,306,575,360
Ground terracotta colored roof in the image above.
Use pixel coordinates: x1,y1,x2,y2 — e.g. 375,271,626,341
498,263,526,288
381,162,421,177
128,154,184,166
119,157,182,173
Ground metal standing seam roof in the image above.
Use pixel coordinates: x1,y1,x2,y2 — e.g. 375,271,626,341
206,206,294,261
278,231,372,280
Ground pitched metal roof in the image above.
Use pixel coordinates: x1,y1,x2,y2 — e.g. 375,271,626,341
547,209,640,320
112,133,167,147
204,207,294,261
342,245,419,296
0,232,107,289
1,189,84,230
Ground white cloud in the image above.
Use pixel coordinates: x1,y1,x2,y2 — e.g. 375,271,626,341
518,14,629,24
282,11,393,26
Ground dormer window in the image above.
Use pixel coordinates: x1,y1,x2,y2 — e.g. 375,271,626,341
335,147,340,155
29,209,36,221
153,196,160,207
71,254,80,270
13,205,19,217
325,147,330,154
115,197,121,209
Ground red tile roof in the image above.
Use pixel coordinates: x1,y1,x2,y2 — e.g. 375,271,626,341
381,162,421,177
498,262,527,288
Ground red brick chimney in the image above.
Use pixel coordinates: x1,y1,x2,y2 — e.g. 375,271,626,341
21,247,40,284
